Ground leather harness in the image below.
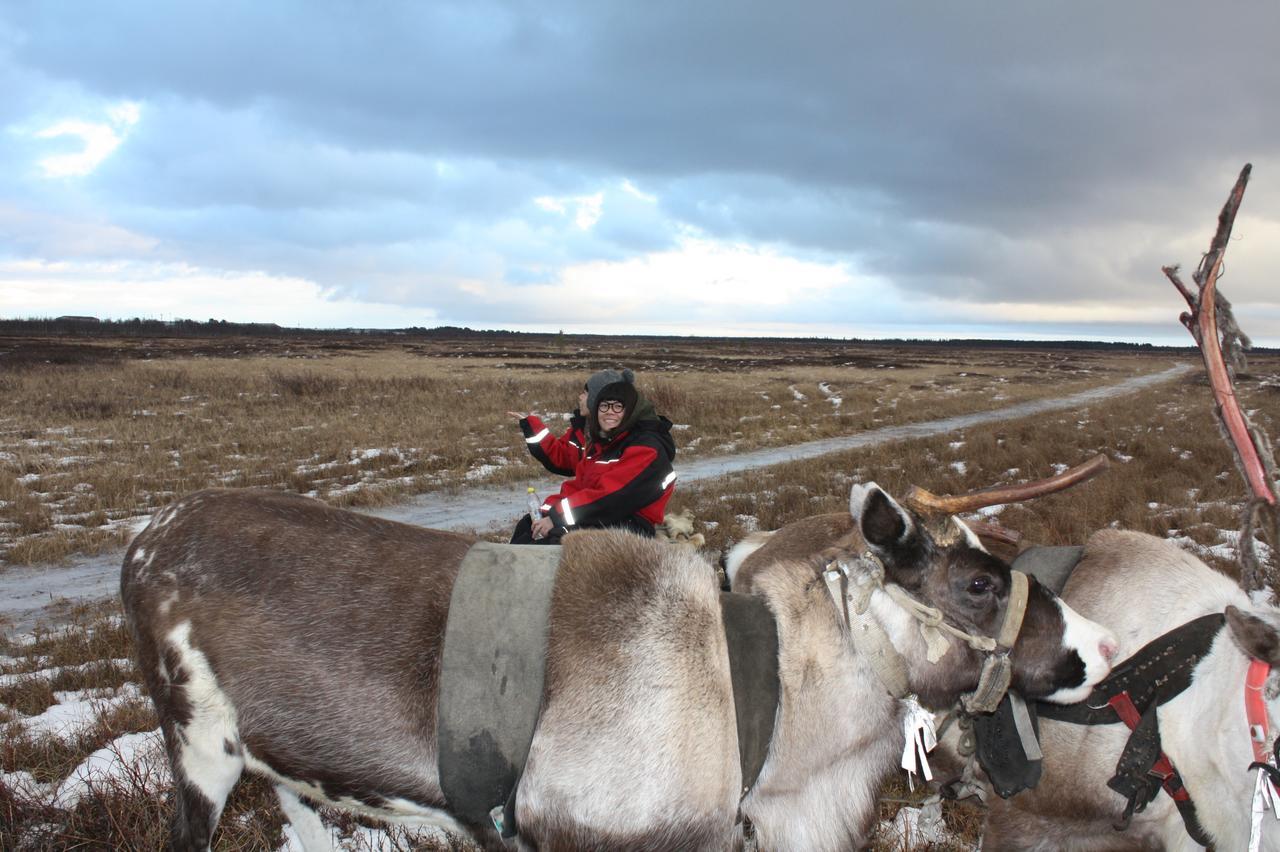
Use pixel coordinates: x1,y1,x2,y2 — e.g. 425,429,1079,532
1035,612,1223,846
719,591,781,799
438,542,560,835
970,544,1222,846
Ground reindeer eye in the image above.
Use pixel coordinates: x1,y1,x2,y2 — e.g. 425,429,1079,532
967,576,995,596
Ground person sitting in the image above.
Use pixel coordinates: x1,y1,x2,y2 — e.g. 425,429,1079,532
508,368,676,544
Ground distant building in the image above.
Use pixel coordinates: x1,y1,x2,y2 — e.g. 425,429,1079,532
56,315,101,323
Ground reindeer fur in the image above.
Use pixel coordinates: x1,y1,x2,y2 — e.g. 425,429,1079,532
124,486,1111,851
984,529,1280,851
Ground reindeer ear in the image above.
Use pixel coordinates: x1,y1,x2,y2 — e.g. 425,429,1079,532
1227,605,1280,664
850,483,913,547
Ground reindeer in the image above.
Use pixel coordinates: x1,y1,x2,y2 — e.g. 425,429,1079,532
122,468,1115,851
726,456,1280,850
980,529,1280,850
717,164,1280,850
977,164,1280,850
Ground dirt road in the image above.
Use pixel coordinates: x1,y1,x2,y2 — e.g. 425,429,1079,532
0,364,1191,632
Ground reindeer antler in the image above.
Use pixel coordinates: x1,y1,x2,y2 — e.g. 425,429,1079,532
1164,163,1280,592
904,454,1110,516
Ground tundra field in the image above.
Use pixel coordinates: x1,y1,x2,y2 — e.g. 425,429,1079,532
2,331,1279,850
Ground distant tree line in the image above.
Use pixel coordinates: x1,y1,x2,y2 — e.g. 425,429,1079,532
0,316,550,340
0,316,1217,352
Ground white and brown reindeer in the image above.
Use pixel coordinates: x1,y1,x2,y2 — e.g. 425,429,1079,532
981,164,1280,850
980,528,1280,850
730,467,1280,851
122,463,1116,850
733,165,1280,850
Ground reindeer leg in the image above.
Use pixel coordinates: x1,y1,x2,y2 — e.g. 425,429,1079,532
155,623,246,851
166,773,222,852
161,721,244,851
275,785,335,851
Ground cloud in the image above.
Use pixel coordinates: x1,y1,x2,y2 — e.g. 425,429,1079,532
28,101,140,177
0,203,157,258
1,1,1279,341
0,258,433,327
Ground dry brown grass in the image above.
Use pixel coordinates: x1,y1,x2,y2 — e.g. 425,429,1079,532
1,334,1172,565
674,361,1280,585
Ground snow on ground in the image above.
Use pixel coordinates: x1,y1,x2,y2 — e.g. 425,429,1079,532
876,800,977,851
5,678,140,737
53,728,170,809
1167,528,1275,564
817,381,842,407
465,458,509,480
277,821,449,852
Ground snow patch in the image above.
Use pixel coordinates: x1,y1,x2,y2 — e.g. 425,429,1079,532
53,729,170,809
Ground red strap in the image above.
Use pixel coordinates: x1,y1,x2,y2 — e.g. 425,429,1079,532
1246,659,1273,764
1107,692,1190,802
1106,691,1142,728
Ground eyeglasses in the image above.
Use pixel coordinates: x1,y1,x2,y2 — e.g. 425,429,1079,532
597,401,626,413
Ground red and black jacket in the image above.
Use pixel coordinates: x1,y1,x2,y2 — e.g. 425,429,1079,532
518,412,676,532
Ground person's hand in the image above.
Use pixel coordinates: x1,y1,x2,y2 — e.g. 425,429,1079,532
507,411,529,420
531,516,555,540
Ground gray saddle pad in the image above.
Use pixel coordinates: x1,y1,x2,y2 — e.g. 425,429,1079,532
437,542,561,828
1011,545,1084,595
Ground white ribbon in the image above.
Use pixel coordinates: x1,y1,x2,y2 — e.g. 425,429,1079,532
1250,765,1280,852
900,695,937,790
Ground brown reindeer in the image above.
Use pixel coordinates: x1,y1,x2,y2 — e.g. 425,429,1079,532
122,467,1115,851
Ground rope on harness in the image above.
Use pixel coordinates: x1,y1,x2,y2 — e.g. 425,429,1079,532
824,559,910,699
821,554,1028,718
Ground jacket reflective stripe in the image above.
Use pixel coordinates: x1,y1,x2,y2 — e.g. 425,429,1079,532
661,471,677,490
526,428,550,444
560,498,576,526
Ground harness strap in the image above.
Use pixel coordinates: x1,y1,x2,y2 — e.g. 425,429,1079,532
1105,691,1212,846
1247,659,1274,763
824,560,910,699
997,570,1030,649
438,542,561,836
719,592,780,799
881,583,999,654
1033,612,1226,849
1247,659,1279,852
1106,693,1189,802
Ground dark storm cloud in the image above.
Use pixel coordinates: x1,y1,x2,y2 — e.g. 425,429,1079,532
2,0,1279,331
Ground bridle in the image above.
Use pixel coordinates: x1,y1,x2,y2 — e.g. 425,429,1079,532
821,551,1031,714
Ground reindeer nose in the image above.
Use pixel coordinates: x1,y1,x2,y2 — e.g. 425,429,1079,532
1099,635,1120,663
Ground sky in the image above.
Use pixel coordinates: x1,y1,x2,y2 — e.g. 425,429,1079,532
2,1,1279,344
